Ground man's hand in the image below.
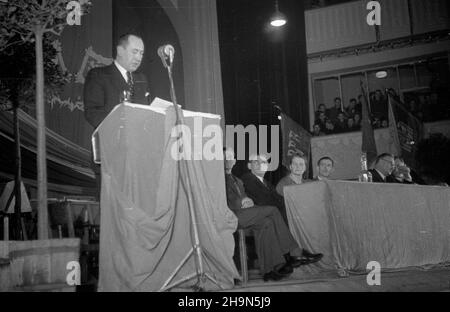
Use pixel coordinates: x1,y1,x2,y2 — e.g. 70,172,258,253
241,197,254,209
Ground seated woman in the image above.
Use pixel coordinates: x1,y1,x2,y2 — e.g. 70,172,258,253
276,154,310,197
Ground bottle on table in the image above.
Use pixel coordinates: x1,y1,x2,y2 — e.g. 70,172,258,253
358,152,373,182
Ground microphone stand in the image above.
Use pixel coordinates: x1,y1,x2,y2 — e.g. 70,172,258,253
158,52,222,292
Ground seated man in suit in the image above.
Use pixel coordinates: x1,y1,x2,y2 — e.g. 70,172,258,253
83,33,151,198
224,149,317,282
276,154,310,196
241,154,288,224
315,156,335,181
240,153,323,264
369,153,396,183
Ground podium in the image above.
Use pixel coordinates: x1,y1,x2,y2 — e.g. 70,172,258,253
92,99,239,291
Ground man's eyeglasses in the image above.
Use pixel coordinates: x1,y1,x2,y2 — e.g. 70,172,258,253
250,159,269,164
381,158,395,166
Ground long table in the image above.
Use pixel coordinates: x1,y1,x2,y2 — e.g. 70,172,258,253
283,180,450,275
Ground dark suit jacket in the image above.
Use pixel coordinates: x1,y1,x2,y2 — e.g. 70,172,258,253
83,63,150,129
225,174,246,212
369,169,386,183
369,169,413,184
240,172,285,212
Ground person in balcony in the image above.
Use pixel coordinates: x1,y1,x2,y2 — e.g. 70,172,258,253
372,116,381,129
327,97,343,123
346,117,358,132
316,111,327,131
353,113,361,130
334,112,348,133
312,123,325,137
324,119,335,135
345,98,358,118
315,103,328,120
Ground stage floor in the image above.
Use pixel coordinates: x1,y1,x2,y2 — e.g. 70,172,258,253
76,264,450,292
226,266,450,292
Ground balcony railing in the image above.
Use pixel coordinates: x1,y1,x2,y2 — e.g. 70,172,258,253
305,0,450,54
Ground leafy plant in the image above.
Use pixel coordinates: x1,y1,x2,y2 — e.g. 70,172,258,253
0,0,91,239
0,34,70,113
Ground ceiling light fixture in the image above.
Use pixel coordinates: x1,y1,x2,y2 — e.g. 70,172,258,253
376,71,388,79
270,0,287,27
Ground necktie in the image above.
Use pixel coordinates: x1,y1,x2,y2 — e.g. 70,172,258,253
126,71,134,101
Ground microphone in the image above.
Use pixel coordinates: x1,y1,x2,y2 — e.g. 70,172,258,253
157,44,175,67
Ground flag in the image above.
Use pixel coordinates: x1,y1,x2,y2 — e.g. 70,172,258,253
280,112,312,177
387,93,423,169
388,95,401,157
360,82,378,166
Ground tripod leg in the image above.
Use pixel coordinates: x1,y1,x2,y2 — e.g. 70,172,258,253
159,248,194,291
204,272,225,290
159,272,198,292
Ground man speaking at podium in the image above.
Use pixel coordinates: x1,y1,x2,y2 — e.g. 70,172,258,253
83,33,151,198
84,33,151,129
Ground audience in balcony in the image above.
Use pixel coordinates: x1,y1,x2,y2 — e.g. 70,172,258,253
327,97,343,123
346,118,358,132
312,94,388,136
312,84,449,137
372,116,381,129
315,103,327,119
323,119,335,135
312,123,326,136
344,98,361,118
334,112,348,133
316,111,327,130
312,88,417,136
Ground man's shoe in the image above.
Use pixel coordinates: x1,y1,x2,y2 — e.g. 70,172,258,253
263,271,284,282
287,256,311,268
302,249,323,263
276,263,293,275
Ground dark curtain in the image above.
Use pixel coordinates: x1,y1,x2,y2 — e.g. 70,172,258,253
217,0,309,180
218,0,309,128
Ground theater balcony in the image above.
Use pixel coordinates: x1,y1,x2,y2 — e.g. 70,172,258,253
304,0,450,130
